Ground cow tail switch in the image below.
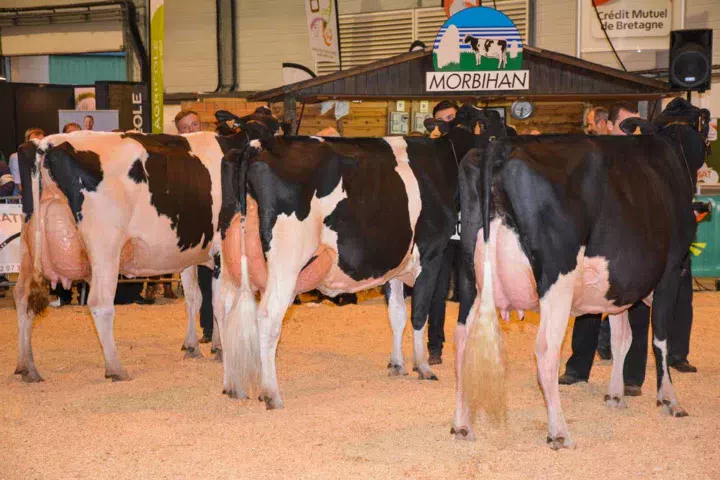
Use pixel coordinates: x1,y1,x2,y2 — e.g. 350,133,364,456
28,143,49,315
221,145,261,399
462,143,507,426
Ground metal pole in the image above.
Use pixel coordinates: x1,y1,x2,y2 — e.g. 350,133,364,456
334,0,342,72
296,101,306,135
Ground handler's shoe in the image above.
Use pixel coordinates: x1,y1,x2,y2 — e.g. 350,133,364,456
559,373,587,385
428,354,442,365
624,385,642,396
670,361,697,373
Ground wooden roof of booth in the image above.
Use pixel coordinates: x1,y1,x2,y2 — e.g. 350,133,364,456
248,46,673,103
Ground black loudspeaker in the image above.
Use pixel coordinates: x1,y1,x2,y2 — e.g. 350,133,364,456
669,29,713,92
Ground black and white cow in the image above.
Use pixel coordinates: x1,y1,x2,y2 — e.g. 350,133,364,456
13,111,280,385
463,35,508,69
453,98,709,448
214,106,503,407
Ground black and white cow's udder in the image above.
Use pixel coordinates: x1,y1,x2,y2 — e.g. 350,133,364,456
124,134,215,251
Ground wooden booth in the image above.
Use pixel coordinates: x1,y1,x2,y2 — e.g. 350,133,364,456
182,45,674,136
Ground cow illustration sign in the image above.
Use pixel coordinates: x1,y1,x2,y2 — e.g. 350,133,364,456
427,6,529,92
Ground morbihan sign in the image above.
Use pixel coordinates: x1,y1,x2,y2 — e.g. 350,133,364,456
426,6,529,92
426,71,529,92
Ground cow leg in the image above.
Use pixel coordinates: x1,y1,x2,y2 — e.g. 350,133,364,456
384,279,408,376
452,319,474,440
605,311,632,408
410,255,443,381
257,270,299,410
651,264,688,418
87,257,128,381
536,271,577,450
211,314,222,357
13,246,43,383
180,266,202,358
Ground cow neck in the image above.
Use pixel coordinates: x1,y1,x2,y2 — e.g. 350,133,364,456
662,124,697,199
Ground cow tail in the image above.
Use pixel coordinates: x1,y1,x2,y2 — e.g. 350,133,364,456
27,144,49,315
221,145,260,398
462,141,506,425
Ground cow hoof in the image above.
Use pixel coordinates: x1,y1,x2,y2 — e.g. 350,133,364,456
210,347,219,354
546,435,575,450
222,388,246,400
21,370,44,383
214,349,223,363
657,400,688,418
262,395,284,410
450,426,476,441
388,364,408,377
105,371,130,382
417,370,439,381
14,366,27,376
183,347,203,359
180,344,187,351
604,394,626,409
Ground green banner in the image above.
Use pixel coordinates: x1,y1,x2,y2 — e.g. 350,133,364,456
150,0,164,133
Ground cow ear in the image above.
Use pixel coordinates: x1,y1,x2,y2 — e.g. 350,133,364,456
620,118,657,135
215,110,244,127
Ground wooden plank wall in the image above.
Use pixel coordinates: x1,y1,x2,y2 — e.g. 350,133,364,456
181,97,587,136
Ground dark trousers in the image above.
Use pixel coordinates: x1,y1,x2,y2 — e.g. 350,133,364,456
198,265,214,338
668,257,693,365
427,240,459,356
114,277,143,304
52,284,73,303
564,302,650,387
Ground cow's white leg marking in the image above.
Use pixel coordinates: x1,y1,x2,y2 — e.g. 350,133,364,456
259,213,317,409
654,337,687,417
536,262,580,450
13,240,43,382
606,311,631,408
412,321,437,380
180,266,203,358
452,322,475,440
86,250,128,381
386,279,408,376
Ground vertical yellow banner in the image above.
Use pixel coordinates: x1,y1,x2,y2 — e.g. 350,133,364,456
150,0,164,133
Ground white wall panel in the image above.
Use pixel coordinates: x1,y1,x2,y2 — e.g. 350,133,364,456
9,56,50,84
163,0,218,94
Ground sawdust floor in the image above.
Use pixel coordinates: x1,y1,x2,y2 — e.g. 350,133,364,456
1,289,719,480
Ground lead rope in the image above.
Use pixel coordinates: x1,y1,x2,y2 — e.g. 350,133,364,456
449,138,459,166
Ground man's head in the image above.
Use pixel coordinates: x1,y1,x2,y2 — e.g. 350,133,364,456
84,115,95,131
175,110,202,134
608,102,640,136
63,123,82,134
586,107,610,135
316,126,340,137
429,100,458,138
24,128,45,142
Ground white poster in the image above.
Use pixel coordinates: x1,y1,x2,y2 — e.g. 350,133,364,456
59,110,119,133
580,0,680,53
306,0,340,63
0,204,22,274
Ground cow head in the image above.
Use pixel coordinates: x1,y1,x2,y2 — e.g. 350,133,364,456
454,104,507,138
214,108,285,143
